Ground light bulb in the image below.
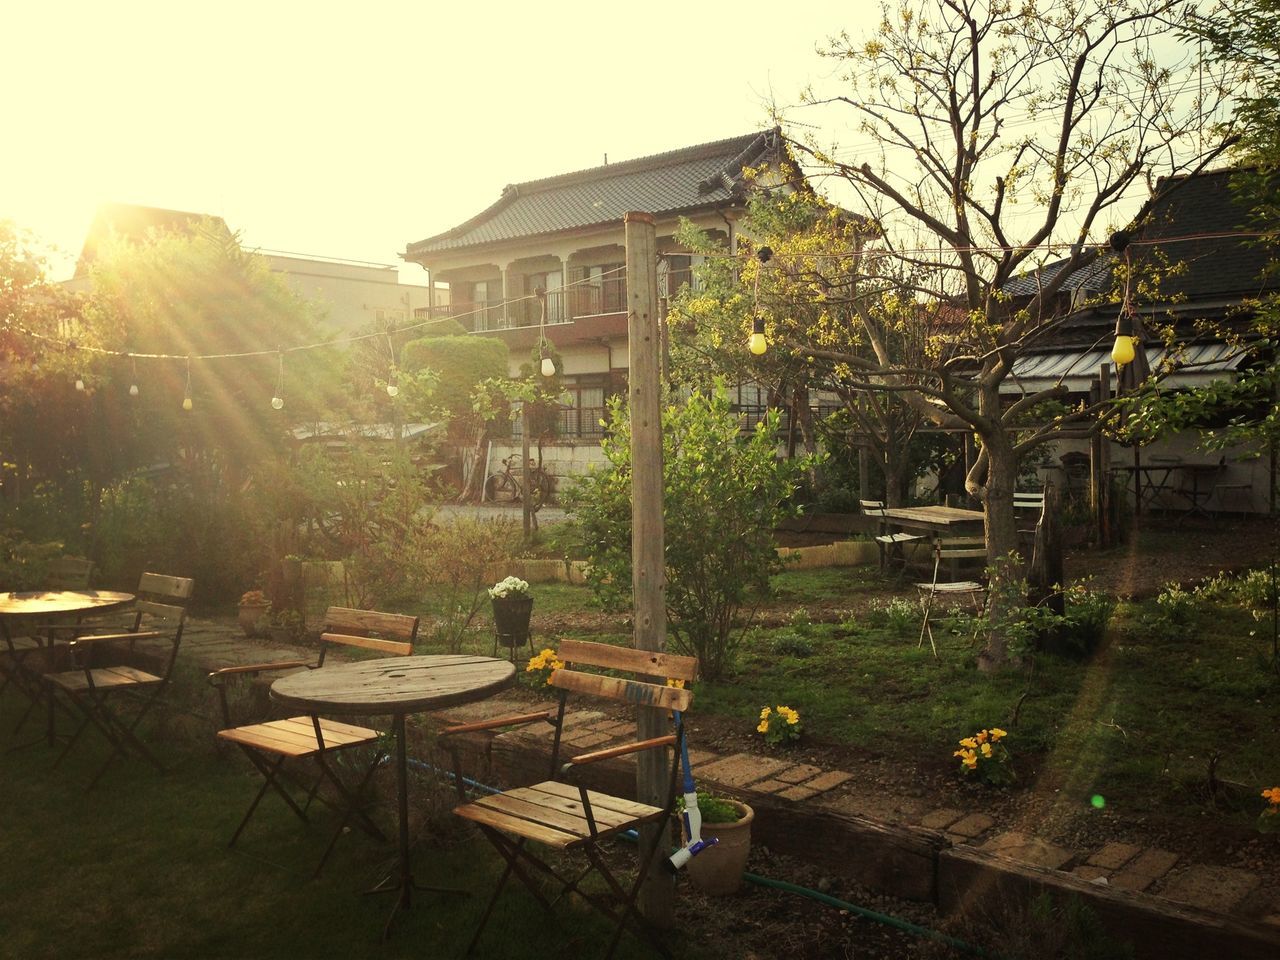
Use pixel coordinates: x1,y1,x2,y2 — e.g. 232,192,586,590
748,332,768,356
541,356,556,377
75,378,85,392
182,396,193,412
386,383,399,398
129,384,139,397
1111,335,1136,368
271,396,284,410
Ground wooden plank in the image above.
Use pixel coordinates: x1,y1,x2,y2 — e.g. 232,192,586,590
218,726,321,757
138,573,195,601
507,783,646,830
532,779,664,820
135,600,185,621
549,669,691,712
475,791,598,838
322,632,412,657
454,798,580,849
557,639,698,682
323,606,418,643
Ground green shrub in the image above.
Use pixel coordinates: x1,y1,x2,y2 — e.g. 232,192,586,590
678,792,742,824
566,386,814,680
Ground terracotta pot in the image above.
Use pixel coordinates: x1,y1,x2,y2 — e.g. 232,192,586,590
238,603,270,637
684,800,753,896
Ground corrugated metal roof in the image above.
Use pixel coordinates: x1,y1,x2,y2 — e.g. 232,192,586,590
1001,342,1248,393
406,130,781,256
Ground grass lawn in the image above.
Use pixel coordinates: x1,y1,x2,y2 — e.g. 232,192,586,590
0,701,719,960
418,564,1279,827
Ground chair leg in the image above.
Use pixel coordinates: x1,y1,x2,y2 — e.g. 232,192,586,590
229,751,308,848
313,751,388,878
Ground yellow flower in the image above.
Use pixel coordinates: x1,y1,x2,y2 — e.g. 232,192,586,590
980,742,993,758
958,737,977,749
963,755,978,769
990,728,1007,740
759,707,773,721
757,720,770,734
1263,787,1280,805
666,678,686,689
975,730,988,744
777,706,800,725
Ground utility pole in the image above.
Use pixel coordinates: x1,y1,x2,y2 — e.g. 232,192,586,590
624,211,672,926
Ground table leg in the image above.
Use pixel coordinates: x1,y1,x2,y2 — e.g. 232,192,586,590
366,711,467,939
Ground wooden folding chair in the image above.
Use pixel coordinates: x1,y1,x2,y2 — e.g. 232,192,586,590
209,606,418,877
915,538,988,658
860,500,925,577
447,639,698,960
43,573,195,789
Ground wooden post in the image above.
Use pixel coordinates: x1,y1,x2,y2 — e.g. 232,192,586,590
624,211,672,926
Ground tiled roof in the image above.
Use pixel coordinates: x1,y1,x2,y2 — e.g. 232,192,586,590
1005,168,1273,303
405,129,783,257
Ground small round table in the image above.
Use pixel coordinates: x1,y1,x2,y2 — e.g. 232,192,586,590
0,591,136,746
270,654,516,933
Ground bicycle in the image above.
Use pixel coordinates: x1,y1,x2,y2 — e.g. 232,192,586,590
485,454,553,508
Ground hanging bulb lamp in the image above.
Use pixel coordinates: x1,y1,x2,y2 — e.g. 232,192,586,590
182,357,193,411
748,315,768,356
129,357,139,397
1111,311,1136,368
75,377,86,392
386,382,399,398
541,354,555,377
129,383,139,397
271,350,285,409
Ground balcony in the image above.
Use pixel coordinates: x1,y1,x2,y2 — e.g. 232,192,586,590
423,275,627,334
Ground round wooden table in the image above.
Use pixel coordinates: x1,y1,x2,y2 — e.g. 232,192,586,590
271,655,516,932
0,591,136,746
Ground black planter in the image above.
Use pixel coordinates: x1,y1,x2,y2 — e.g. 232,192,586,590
491,595,534,660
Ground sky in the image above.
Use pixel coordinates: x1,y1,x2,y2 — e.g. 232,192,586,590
1,1,874,283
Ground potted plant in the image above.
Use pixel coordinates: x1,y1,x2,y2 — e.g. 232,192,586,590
265,608,305,645
238,590,271,638
681,792,754,896
489,576,534,658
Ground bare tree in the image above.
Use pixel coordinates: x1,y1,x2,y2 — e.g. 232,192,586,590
781,0,1234,668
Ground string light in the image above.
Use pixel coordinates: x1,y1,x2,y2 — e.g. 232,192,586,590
271,350,285,410
1109,232,1139,369
748,246,773,356
182,358,193,412
129,357,139,397
75,377,85,392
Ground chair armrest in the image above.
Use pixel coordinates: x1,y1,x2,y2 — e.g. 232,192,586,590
68,631,162,647
207,660,312,685
561,735,676,774
438,710,556,738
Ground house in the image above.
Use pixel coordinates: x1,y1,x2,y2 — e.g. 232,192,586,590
401,129,796,473
1001,169,1275,514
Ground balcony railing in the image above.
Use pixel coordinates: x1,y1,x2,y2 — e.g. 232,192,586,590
426,274,627,332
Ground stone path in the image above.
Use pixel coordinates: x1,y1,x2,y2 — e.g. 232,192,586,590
162,617,1280,942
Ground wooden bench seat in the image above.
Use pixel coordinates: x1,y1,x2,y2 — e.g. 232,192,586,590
217,716,381,759
454,780,666,850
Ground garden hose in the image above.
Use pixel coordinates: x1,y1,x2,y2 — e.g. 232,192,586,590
405,756,984,956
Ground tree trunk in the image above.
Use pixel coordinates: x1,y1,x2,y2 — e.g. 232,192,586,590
976,420,1021,673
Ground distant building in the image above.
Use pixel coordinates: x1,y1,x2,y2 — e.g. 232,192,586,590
403,129,797,473
66,202,444,338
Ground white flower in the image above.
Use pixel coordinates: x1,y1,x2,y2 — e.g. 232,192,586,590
488,575,531,599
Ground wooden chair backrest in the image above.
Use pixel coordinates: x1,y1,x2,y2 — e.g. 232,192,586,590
550,639,696,713
934,537,988,560
1013,492,1045,512
859,500,887,516
320,606,418,659
134,573,195,620
47,556,95,590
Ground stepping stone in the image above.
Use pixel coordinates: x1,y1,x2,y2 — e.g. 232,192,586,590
774,763,823,784
1087,841,1142,871
699,754,793,788
1112,848,1178,892
802,770,853,793
1160,864,1260,913
778,784,819,801
947,813,995,839
980,831,1072,870
919,808,965,831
